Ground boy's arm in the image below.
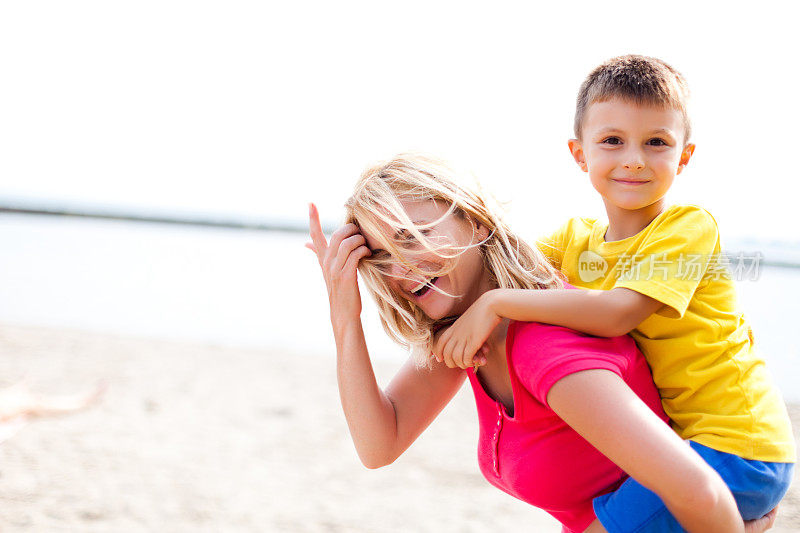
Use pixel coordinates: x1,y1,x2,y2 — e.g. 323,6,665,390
434,287,663,370
490,287,663,337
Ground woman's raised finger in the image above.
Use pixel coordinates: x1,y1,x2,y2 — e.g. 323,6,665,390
307,203,328,266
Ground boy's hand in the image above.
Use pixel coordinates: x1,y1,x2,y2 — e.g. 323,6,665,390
433,291,501,369
432,323,490,370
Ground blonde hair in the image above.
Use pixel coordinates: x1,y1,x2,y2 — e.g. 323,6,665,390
345,152,564,368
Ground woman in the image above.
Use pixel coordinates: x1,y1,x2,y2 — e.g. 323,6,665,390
306,153,776,533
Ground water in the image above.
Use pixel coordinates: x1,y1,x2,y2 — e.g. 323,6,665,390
0,213,797,401
0,213,405,360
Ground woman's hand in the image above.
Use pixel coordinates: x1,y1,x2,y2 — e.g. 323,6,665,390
306,205,466,469
584,507,778,533
744,506,778,533
306,203,372,325
433,290,501,369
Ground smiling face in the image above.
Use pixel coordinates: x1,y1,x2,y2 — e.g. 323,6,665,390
359,199,493,321
570,98,695,218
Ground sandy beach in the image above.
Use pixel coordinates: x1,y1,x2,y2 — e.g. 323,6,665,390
0,324,797,532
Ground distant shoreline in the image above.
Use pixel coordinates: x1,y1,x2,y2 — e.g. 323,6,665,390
2,204,799,269
0,205,327,234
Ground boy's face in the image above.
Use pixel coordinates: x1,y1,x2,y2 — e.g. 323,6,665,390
568,98,695,215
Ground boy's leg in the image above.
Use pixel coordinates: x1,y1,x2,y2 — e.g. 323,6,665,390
592,441,794,533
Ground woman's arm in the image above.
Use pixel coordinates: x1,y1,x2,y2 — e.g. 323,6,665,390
308,204,465,468
547,369,743,533
434,287,662,369
334,317,465,468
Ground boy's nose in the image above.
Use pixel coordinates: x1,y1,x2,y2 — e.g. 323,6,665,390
623,156,645,171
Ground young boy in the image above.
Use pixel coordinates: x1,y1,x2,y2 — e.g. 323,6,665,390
433,55,795,531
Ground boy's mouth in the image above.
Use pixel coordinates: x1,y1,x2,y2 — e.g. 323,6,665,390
411,277,439,298
612,178,650,185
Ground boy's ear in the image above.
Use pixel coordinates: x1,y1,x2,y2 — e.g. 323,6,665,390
677,143,696,174
567,139,588,172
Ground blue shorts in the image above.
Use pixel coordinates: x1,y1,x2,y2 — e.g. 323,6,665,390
593,441,794,532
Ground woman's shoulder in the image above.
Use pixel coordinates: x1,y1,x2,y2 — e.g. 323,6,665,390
507,320,640,371
507,321,644,408
506,285,606,346
508,320,584,343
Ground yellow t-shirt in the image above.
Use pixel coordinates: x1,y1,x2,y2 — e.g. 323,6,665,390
538,204,795,462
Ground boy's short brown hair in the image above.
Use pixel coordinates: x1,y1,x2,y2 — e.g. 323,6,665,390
574,55,691,142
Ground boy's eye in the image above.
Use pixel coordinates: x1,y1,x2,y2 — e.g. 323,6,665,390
601,136,622,145
647,138,668,146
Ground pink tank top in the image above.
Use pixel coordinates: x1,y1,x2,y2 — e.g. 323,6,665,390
467,320,668,532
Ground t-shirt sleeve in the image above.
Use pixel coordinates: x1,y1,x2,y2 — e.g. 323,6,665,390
509,322,630,407
614,206,721,319
535,221,570,272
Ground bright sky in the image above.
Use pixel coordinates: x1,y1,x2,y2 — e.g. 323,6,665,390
2,1,799,241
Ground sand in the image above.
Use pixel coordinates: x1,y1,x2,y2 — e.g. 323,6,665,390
0,324,796,532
